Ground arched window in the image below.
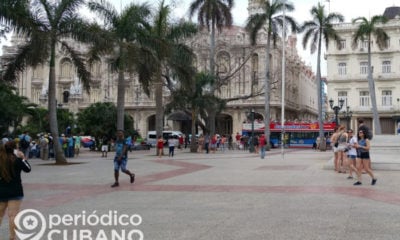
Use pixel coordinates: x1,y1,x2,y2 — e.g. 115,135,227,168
33,65,43,78
251,54,259,87
216,51,230,75
60,59,72,77
90,60,102,78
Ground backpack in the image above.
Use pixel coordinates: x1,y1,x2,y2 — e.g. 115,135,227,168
20,135,30,149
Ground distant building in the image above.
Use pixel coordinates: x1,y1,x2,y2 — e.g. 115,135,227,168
326,6,400,134
1,0,319,136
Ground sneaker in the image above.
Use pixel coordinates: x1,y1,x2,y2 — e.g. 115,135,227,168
130,174,135,184
111,182,119,188
347,176,353,180
371,178,377,185
353,181,362,186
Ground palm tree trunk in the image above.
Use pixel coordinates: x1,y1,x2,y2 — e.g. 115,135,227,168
208,22,216,136
210,23,216,77
117,69,125,130
316,28,326,151
49,40,66,164
190,108,197,152
264,32,272,151
367,41,381,134
155,69,164,139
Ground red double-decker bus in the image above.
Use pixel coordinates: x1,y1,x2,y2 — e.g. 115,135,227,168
242,121,336,148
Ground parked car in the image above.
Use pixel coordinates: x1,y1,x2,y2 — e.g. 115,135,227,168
146,130,183,147
131,142,151,151
81,136,95,149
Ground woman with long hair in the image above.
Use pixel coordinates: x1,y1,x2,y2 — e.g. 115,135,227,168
353,130,377,186
0,140,31,240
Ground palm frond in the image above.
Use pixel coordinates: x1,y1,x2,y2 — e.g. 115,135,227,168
87,0,118,28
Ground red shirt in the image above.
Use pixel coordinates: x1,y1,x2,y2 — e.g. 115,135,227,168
235,134,241,141
157,139,164,149
259,136,266,147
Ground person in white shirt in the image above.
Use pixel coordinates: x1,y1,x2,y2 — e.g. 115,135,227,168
168,136,176,157
346,129,358,179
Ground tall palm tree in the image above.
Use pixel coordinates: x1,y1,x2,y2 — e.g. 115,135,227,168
352,16,388,135
147,0,197,140
245,0,297,150
189,0,233,135
1,0,95,164
300,3,343,151
88,0,154,131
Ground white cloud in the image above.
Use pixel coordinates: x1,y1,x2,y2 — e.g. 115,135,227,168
2,0,398,75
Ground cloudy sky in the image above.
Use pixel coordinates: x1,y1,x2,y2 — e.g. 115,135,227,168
139,0,398,75
1,0,398,75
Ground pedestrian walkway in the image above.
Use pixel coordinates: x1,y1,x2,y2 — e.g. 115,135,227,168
2,147,400,240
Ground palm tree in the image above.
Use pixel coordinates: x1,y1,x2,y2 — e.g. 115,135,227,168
166,72,224,152
87,0,154,131
245,0,297,150
189,0,233,135
1,0,96,164
352,16,388,135
300,3,344,151
147,0,197,141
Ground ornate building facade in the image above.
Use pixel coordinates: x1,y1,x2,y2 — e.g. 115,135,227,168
1,0,318,136
326,6,400,134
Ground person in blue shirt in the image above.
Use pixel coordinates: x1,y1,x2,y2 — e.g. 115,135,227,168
18,131,31,159
111,130,135,188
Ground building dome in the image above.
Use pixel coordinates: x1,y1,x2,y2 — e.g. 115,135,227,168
383,6,400,20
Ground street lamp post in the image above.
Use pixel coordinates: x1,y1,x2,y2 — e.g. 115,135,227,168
329,98,344,126
342,106,353,130
247,109,255,153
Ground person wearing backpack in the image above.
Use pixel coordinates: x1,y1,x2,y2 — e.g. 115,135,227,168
18,131,31,160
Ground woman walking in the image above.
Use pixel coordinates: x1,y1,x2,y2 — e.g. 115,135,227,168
0,141,31,240
353,130,377,186
336,125,348,173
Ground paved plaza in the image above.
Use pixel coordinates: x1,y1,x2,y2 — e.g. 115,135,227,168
2,147,400,240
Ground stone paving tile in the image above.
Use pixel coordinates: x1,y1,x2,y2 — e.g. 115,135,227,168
1,148,400,240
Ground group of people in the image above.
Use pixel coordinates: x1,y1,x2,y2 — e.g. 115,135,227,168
330,119,377,186
59,134,82,158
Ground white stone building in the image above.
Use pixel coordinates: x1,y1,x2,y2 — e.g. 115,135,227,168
1,0,319,137
326,6,400,134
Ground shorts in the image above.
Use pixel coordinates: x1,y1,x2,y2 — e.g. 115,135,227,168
0,196,23,202
359,152,370,160
114,156,127,171
333,146,339,153
337,144,347,152
102,145,109,152
347,155,356,160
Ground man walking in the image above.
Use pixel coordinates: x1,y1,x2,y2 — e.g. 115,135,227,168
111,130,135,188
